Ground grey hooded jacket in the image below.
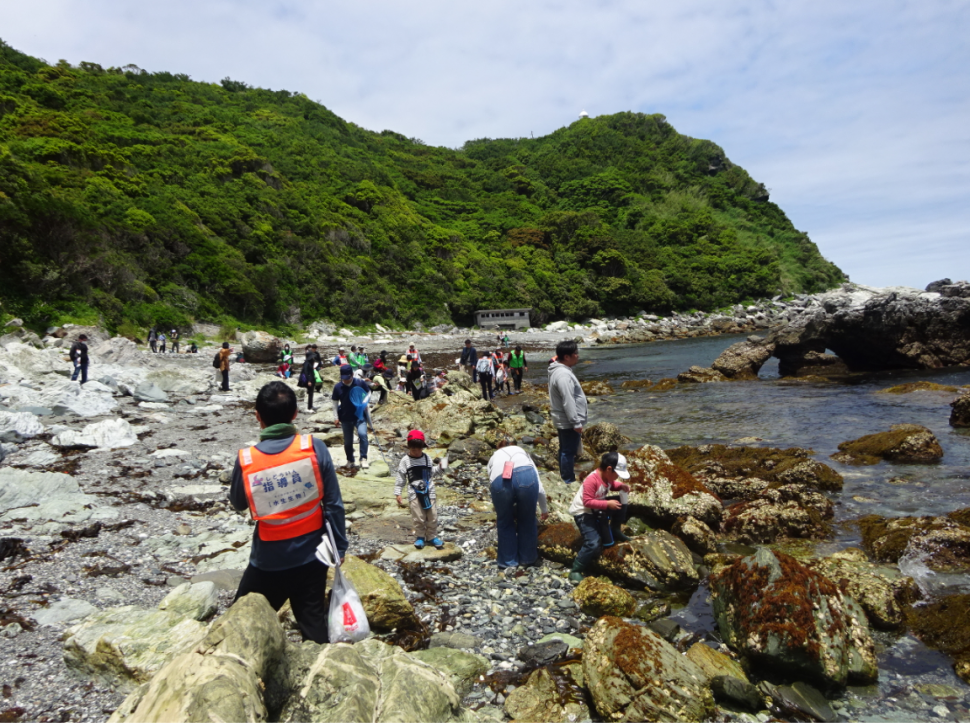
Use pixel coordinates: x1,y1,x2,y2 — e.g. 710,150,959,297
548,360,588,430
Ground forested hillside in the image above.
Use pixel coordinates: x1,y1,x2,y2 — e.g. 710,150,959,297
0,41,844,332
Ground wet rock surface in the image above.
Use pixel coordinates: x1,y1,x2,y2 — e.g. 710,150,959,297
832,423,944,465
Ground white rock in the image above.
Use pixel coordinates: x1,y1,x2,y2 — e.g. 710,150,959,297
0,411,45,442
158,582,219,621
20,447,61,467
151,448,189,459
51,418,139,450
33,598,97,626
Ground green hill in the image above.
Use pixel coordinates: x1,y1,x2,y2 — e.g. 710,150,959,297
0,40,844,333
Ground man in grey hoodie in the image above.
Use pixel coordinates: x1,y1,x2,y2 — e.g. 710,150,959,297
548,339,587,484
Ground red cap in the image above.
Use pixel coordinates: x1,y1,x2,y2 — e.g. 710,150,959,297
406,430,427,445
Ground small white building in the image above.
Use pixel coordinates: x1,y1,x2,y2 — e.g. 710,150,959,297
475,308,531,330
579,110,589,119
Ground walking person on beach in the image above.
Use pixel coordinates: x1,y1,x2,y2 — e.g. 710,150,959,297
299,346,319,411
487,437,548,569
509,346,528,393
548,340,587,484
459,338,478,381
228,381,347,643
170,329,180,353
158,331,166,354
69,334,89,384
476,351,495,401
332,364,370,469
218,342,233,391
394,430,446,550
148,327,157,353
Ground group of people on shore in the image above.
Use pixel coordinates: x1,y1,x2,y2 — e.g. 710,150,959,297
460,338,529,401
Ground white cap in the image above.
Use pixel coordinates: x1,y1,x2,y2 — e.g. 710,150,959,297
615,453,630,479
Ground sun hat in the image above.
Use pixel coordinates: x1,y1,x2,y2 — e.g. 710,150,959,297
615,453,631,479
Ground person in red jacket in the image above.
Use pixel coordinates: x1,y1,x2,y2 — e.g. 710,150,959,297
566,451,631,583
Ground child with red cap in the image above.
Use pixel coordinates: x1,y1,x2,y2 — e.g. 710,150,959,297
394,430,447,549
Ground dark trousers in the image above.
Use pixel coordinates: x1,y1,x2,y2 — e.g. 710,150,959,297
221,369,230,391
306,383,315,410
490,467,540,568
171,341,179,353
557,428,581,484
71,361,88,384
511,368,523,391
479,373,493,401
233,559,330,643
574,513,602,570
150,340,157,353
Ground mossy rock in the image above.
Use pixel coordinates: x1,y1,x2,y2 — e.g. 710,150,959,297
666,444,843,492
572,576,636,618
723,485,833,544
581,422,628,456
620,379,653,389
856,513,970,572
952,390,970,428
906,593,970,685
832,424,943,465
650,378,678,392
580,380,614,396
879,381,959,394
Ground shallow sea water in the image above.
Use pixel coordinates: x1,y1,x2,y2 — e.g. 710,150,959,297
578,336,970,719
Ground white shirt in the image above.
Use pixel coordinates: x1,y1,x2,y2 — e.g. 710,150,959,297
486,446,548,514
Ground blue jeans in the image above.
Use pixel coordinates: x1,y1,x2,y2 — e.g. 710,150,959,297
557,428,581,484
71,361,88,384
490,467,540,568
341,418,368,464
574,513,603,570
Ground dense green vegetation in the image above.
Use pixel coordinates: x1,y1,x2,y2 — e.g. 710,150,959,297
0,41,844,332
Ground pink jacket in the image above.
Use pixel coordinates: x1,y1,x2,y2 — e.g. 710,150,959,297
568,469,625,516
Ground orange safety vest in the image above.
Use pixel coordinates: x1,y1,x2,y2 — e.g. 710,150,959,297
239,434,324,541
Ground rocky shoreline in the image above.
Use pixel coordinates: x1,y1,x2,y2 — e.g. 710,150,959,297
0,281,969,722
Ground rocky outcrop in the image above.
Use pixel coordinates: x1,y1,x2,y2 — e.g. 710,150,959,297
446,437,493,464
667,444,843,495
625,444,722,529
858,513,970,572
906,593,970,685
50,418,139,450
409,647,488,698
237,330,281,364
580,380,614,396
711,340,774,380
582,616,715,722
0,410,45,442
723,485,833,543
504,666,589,723
581,422,627,456
572,576,636,617
832,424,943,465
158,582,219,621
764,281,970,372
711,549,877,688
951,389,970,428
806,548,918,630
538,524,699,593
677,365,726,383
671,515,718,555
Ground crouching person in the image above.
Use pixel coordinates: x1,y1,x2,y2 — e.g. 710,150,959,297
395,430,447,550
567,451,631,583
229,381,347,643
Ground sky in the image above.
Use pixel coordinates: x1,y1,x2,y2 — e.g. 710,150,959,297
2,0,968,289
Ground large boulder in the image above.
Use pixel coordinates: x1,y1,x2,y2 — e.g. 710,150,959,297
538,524,698,593
409,647,488,698
63,607,207,688
327,556,419,632
504,666,590,723
158,582,220,621
134,381,169,404
50,418,139,450
580,380,614,396
764,282,970,371
238,330,282,364
277,638,463,723
667,444,843,495
108,594,285,722
625,444,722,529
832,423,943,465
583,616,715,722
677,366,726,383
951,389,970,428
582,422,627,456
857,513,970,572
572,576,636,617
905,593,970,685
710,549,877,687
711,340,774,380
806,548,918,630
446,437,493,464
0,410,45,443
723,484,833,543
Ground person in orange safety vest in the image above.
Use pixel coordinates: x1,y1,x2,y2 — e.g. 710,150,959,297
229,381,347,643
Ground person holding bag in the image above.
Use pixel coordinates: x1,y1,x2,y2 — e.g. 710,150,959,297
487,437,548,570
228,382,347,643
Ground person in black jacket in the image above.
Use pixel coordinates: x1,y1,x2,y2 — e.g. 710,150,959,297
70,334,89,384
301,345,321,412
460,339,478,382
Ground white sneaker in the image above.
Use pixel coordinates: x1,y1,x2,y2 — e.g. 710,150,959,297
361,459,370,469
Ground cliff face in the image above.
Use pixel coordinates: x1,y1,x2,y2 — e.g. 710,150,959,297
0,41,844,330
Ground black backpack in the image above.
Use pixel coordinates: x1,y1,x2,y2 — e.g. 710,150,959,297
212,351,221,369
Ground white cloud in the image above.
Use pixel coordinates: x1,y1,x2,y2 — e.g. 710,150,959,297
1,0,968,287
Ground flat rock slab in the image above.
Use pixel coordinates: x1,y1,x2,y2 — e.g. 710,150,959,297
33,598,97,627
190,569,244,591
351,515,417,543
379,542,463,563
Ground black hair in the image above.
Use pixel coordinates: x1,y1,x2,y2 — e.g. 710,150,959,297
515,345,521,351
556,339,578,360
255,381,298,426
599,451,619,472
78,334,88,341
479,351,488,358
465,338,472,344
222,341,230,349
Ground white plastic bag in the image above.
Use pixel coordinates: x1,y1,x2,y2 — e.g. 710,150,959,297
321,521,370,643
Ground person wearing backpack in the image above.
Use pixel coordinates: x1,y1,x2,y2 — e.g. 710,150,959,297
476,351,495,401
300,348,320,412
394,430,446,549
331,365,370,469
228,381,347,643
69,334,89,384
218,342,233,391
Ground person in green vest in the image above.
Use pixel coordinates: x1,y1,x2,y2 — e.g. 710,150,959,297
503,334,510,348
356,346,369,368
348,346,362,370
509,345,528,393
279,344,294,367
